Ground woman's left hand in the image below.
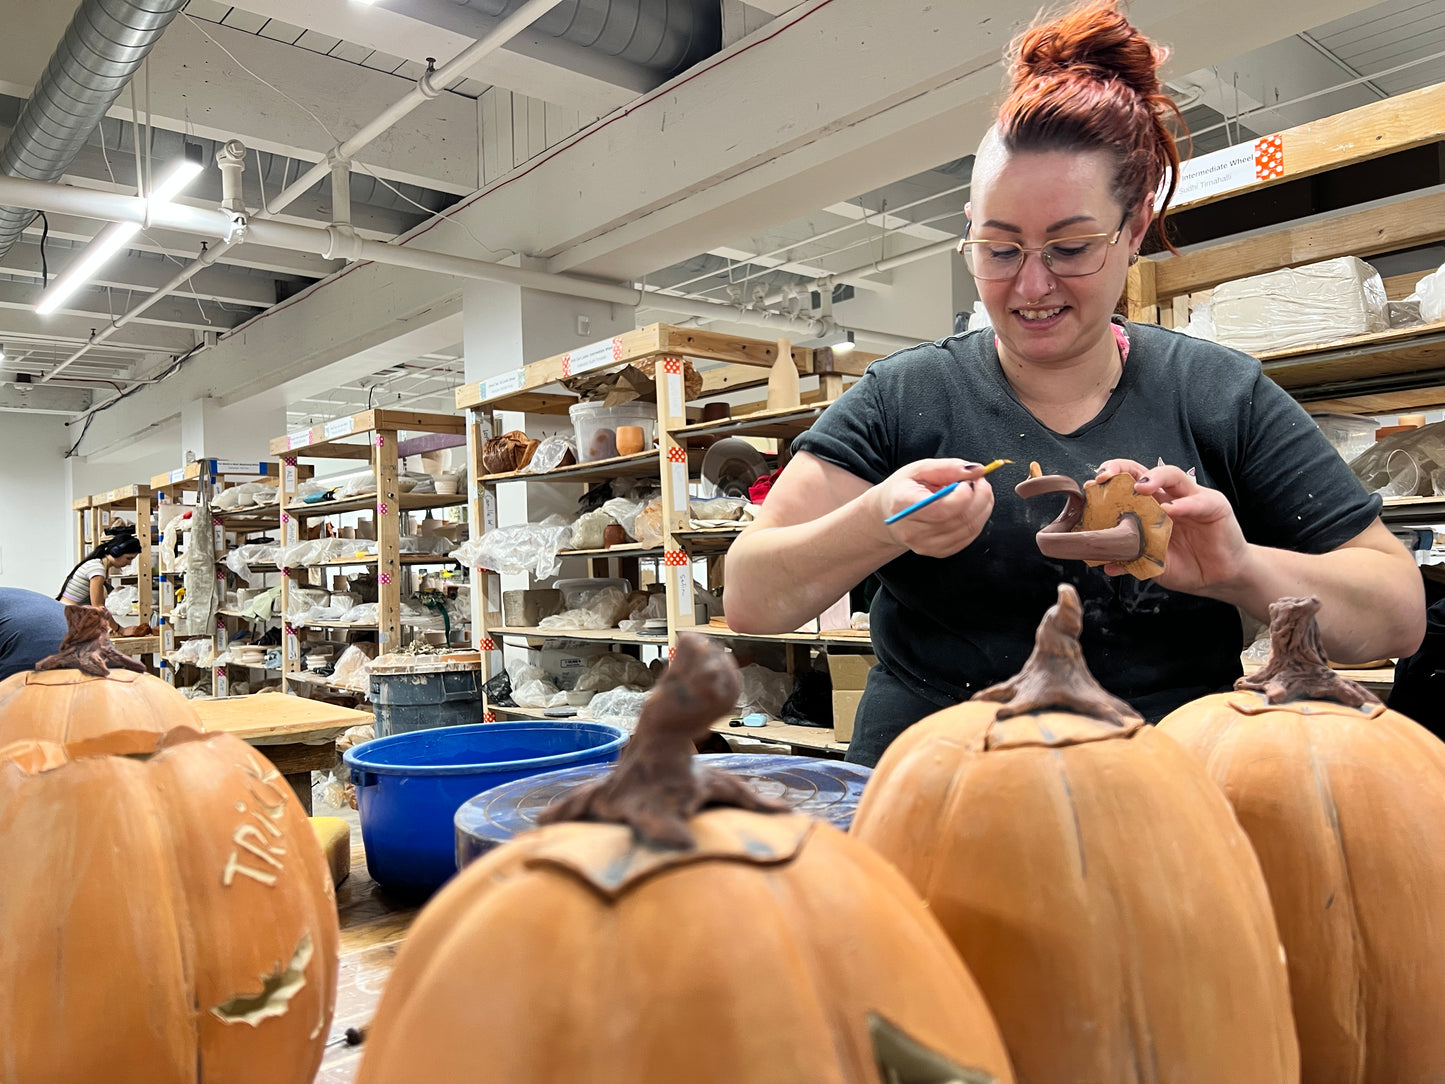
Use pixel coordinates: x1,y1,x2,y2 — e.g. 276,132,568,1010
1094,459,1249,595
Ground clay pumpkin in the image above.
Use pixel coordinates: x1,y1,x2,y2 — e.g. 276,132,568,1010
1159,596,1445,1083
851,584,1299,1082
0,613,340,1084
356,634,1015,1083
0,606,202,755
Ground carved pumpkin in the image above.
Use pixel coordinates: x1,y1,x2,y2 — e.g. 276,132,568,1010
0,606,201,755
356,634,1015,1083
1159,596,1445,1082
851,584,1298,1082
0,613,340,1084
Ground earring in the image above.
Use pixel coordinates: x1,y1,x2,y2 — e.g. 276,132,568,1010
1128,253,1140,265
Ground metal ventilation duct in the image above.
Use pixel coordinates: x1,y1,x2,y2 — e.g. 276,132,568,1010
0,0,186,263
426,0,718,81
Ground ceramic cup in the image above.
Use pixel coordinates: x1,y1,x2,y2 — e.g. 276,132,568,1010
615,425,646,456
702,402,732,422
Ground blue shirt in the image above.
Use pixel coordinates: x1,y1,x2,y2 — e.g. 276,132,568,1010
0,588,69,683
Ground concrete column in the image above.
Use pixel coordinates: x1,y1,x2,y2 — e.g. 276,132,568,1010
180,396,287,464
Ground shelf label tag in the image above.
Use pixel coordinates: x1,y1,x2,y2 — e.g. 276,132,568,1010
480,368,526,400
169,468,186,483
324,417,355,440
563,336,622,376
287,428,313,450
215,460,262,476
1170,134,1285,206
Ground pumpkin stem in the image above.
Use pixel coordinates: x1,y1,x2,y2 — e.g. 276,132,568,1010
34,606,146,678
1235,596,1380,707
537,633,788,848
972,584,1141,727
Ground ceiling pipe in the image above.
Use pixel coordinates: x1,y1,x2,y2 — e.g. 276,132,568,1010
36,0,570,384
0,0,188,263
758,237,960,309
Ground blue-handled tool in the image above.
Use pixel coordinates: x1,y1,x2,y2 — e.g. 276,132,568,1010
883,460,1012,525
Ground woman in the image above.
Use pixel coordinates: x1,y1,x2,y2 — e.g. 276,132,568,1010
57,533,141,632
724,0,1425,766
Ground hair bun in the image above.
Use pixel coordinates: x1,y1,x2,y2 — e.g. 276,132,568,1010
1009,1,1168,99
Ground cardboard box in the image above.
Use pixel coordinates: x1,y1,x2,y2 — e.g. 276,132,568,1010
827,652,877,744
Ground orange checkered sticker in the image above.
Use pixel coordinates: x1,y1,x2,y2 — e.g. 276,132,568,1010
667,446,687,463
1254,135,1284,180
663,549,687,566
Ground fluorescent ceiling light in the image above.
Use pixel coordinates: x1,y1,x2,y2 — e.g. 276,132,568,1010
36,147,204,316
831,330,856,352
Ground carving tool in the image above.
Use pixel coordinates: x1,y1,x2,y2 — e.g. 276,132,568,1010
884,460,1012,525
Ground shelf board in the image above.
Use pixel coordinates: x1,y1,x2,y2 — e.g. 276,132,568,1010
301,554,460,568
215,609,279,620
292,620,381,630
282,493,468,519
670,401,835,441
479,450,662,486
489,625,668,645
285,671,369,696
690,624,872,646
672,527,744,554
556,543,664,558
1259,320,1445,405
1381,495,1445,526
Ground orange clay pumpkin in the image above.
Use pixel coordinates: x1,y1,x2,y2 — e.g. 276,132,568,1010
1159,596,1445,1083
0,606,202,755
851,584,1299,1083
0,615,340,1084
356,634,1015,1084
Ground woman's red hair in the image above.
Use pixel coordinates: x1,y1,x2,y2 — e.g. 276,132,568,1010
998,1,1187,247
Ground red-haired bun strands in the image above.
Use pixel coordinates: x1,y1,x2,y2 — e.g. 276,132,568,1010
998,0,1189,251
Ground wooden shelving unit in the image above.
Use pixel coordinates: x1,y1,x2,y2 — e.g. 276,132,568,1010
1128,81,1445,417
79,484,156,667
151,459,293,698
456,324,876,747
268,409,469,696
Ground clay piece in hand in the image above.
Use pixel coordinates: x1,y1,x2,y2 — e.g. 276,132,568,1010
1016,462,1171,580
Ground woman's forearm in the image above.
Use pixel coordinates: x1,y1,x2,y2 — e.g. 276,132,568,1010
1210,541,1425,663
724,489,906,633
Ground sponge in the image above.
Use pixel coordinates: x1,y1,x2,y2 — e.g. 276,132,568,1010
310,817,352,888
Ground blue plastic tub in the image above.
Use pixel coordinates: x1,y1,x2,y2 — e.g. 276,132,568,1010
345,721,627,897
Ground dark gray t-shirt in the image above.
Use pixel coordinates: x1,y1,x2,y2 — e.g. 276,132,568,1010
793,321,1381,722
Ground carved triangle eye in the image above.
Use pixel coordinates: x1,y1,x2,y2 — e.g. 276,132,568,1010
869,1013,1000,1084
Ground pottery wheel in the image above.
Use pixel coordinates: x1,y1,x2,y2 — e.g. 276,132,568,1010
455,753,872,869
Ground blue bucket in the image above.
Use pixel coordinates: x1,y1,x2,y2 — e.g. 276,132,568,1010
345,721,628,897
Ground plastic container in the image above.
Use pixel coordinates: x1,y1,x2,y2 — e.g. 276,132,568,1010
454,753,872,868
552,576,630,610
1310,412,1378,465
569,401,657,462
346,721,628,896
369,663,484,738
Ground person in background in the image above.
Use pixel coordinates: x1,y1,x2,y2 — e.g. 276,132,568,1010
56,533,142,633
723,0,1424,767
0,588,68,683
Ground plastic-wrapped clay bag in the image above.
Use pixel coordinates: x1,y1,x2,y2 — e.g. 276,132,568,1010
339,471,378,498
570,508,616,550
454,523,573,578
331,643,378,690
518,434,577,475
601,496,648,540
341,602,378,626
735,663,794,720
574,652,654,694
588,687,652,731
617,592,666,634
633,497,664,548
538,587,631,631
508,663,564,709
1419,265,1445,324
105,586,140,624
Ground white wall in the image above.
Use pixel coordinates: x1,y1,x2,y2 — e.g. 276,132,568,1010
834,250,977,345
0,413,70,594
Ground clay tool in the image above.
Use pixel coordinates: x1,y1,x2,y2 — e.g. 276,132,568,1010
884,460,1012,524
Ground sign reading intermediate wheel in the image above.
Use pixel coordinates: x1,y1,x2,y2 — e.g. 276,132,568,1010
1168,134,1286,207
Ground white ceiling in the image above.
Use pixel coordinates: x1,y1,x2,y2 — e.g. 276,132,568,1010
0,0,1439,439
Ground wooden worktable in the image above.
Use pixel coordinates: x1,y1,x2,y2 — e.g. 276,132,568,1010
193,694,373,814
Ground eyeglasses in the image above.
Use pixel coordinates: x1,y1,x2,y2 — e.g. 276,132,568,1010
957,213,1129,280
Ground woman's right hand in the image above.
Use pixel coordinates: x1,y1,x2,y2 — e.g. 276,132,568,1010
874,459,996,558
